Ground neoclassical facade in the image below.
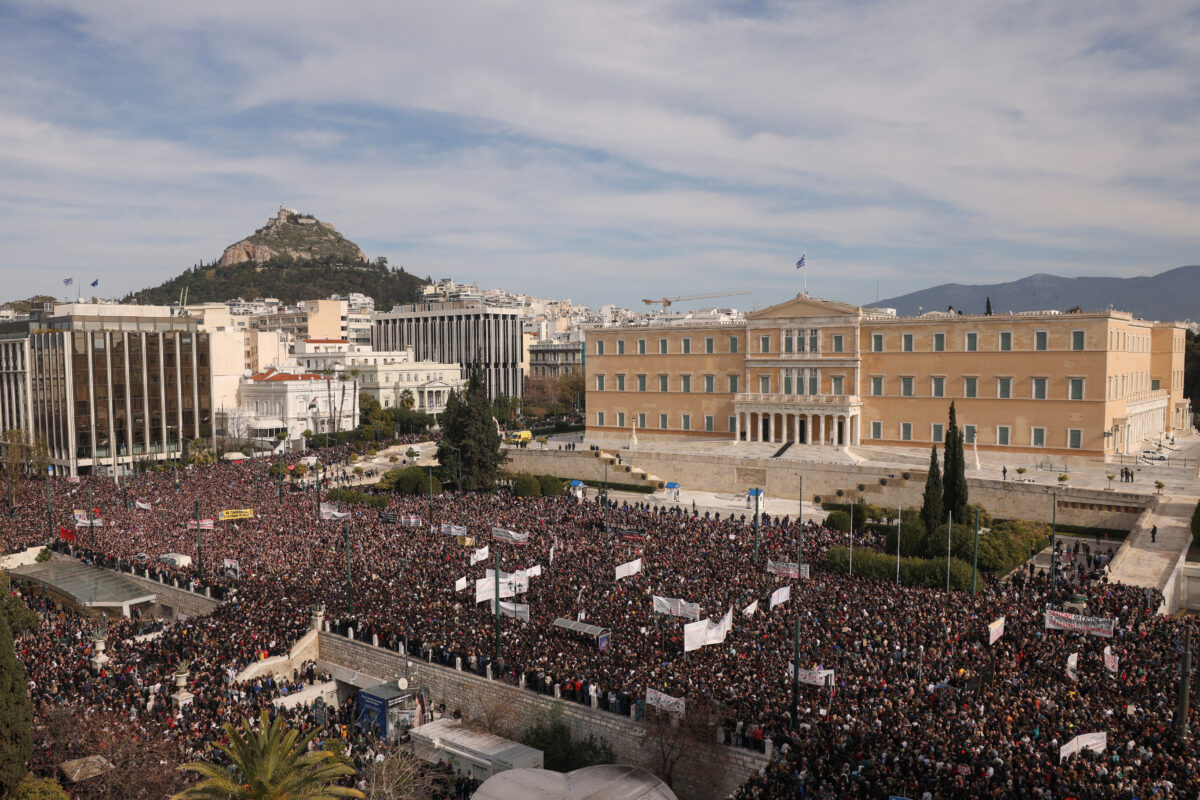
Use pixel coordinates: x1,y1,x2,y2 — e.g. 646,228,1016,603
584,294,1190,460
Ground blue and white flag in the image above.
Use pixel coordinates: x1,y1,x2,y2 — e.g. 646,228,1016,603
795,253,806,270
90,279,99,287
63,277,73,286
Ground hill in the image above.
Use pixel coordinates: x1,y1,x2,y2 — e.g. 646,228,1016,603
128,208,428,308
869,265,1200,321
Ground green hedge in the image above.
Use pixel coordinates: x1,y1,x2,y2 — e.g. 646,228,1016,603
825,510,851,532
379,467,441,495
513,473,542,497
324,488,388,508
826,546,974,591
571,478,657,494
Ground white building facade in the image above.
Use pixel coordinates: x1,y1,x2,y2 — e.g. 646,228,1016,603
292,340,464,416
228,369,360,446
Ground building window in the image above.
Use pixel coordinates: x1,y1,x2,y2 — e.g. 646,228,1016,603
1069,378,1084,400
728,416,736,432
659,338,668,354
964,424,977,444
871,420,882,439
809,372,818,395
596,375,605,392
596,340,605,355
872,333,883,352
999,331,1012,351
809,329,819,352
759,375,770,393
964,376,978,398
997,377,1012,399
933,332,945,352
616,374,626,392
637,374,646,392
1035,331,1047,351
784,330,794,354
1033,378,1047,400
681,375,691,393
659,375,668,392
659,413,668,429
760,335,770,353
901,422,912,441
682,414,691,431
901,376,914,397
871,376,883,396
728,375,739,393
617,412,625,427
902,333,913,352
832,334,844,353
729,336,739,353
997,426,1010,446
682,338,691,355
831,375,844,394
931,376,945,397
932,422,944,443
966,332,977,352
597,411,605,426
1072,330,1085,351
1032,427,1046,447
638,413,646,428
705,415,714,432
637,339,646,355
705,337,714,354
704,375,715,393
1067,428,1082,449
617,339,625,355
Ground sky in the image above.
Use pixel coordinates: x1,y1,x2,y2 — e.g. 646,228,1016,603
1,0,1198,312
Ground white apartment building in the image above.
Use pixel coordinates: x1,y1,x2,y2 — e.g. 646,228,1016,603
292,339,464,416
227,368,360,446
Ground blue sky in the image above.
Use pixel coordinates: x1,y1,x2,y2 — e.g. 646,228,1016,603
1,0,1198,311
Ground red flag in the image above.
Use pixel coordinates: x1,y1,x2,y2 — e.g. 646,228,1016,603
58,526,76,543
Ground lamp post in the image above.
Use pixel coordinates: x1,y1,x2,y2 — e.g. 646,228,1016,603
195,499,203,578
427,467,435,531
604,460,610,535
849,498,854,578
88,483,95,550
753,489,760,563
493,551,501,659
45,472,52,544
1050,489,1059,586
344,522,354,608
895,507,902,583
971,508,980,595
1176,624,1193,744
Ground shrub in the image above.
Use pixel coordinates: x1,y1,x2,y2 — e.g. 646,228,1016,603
34,549,50,564
512,473,542,498
826,546,974,591
324,488,387,508
380,467,439,495
389,455,399,463
537,474,564,497
825,510,851,532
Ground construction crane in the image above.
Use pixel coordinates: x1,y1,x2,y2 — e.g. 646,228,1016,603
641,291,752,310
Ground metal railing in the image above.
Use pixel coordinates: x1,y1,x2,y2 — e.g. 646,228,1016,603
735,393,860,406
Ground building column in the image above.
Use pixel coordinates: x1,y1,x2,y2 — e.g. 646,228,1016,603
852,413,861,445
734,411,741,442
815,414,823,446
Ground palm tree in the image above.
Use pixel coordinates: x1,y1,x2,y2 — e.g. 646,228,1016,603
399,389,415,411
173,711,363,800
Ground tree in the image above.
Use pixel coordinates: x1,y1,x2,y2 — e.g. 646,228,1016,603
0,574,38,636
521,705,615,772
357,749,437,800
942,403,968,523
439,371,503,491
185,438,217,466
10,775,70,800
174,711,363,800
1,431,49,510
639,701,724,793
398,389,415,411
985,296,993,315
920,446,943,535
0,613,32,799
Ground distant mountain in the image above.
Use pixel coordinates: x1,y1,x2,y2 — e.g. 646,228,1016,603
869,265,1200,321
128,208,427,308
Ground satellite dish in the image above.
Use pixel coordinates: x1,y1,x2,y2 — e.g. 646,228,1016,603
397,677,409,690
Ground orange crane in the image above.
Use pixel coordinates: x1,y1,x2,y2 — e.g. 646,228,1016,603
641,291,751,310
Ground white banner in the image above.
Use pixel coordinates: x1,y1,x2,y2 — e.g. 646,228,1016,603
441,523,468,536
683,607,733,652
652,595,701,621
486,568,530,595
1104,646,1119,674
1060,732,1107,762
400,514,423,527
498,601,530,622
1066,652,1079,682
988,616,1006,645
135,500,153,511
475,576,516,603
769,585,791,610
185,519,214,530
455,576,468,592
319,503,349,520
492,526,529,545
615,558,642,581
645,688,685,717
741,600,758,617
1045,610,1115,638
789,665,836,687
526,564,543,578
469,545,490,565
766,559,800,579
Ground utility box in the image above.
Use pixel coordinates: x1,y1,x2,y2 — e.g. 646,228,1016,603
410,718,543,782
357,682,425,743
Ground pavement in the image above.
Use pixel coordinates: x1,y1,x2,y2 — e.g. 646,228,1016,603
1107,493,1198,589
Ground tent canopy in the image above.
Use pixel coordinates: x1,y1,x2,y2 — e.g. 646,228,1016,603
569,480,585,487
664,482,681,489
747,488,764,496
553,618,610,639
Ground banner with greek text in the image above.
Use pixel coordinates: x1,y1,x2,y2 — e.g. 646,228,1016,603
400,515,423,527
1045,610,1114,638
1104,646,1118,674
988,616,1005,645
498,601,530,622
789,665,835,688
185,519,214,530
492,526,529,545
1059,732,1107,762
652,595,701,621
219,509,255,521
441,523,468,536
645,688,685,717
767,559,800,579
135,500,153,511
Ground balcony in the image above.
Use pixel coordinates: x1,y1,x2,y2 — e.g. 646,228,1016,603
735,392,860,406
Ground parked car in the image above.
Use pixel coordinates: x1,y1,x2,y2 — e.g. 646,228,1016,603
1140,450,1168,462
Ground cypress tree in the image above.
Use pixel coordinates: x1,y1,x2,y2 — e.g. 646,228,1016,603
942,405,957,523
920,446,944,536
985,297,993,316
440,370,503,491
943,402,969,522
0,613,32,797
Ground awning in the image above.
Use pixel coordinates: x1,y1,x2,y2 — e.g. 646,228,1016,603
553,618,610,639
10,561,156,612
250,418,285,430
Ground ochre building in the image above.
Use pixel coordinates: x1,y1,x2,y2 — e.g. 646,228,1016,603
584,295,1189,460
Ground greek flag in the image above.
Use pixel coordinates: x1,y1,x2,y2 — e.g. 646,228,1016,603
90,279,99,287
63,277,73,286
795,253,806,270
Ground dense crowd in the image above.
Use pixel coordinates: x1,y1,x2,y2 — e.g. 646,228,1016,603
1,450,1196,799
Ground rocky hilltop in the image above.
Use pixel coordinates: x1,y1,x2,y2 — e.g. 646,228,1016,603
217,206,368,267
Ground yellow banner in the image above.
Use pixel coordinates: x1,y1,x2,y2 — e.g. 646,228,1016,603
218,509,255,521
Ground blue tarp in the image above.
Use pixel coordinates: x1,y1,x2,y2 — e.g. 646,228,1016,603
747,488,764,496
665,482,681,489
569,480,585,487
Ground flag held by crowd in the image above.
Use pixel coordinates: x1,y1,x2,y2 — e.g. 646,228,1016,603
741,600,758,617
769,585,791,610
1059,732,1106,762
1104,646,1118,673
988,616,1005,644
455,576,468,592
683,607,732,652
615,558,642,581
492,526,528,545
470,545,489,565
1066,652,1079,682
134,500,153,511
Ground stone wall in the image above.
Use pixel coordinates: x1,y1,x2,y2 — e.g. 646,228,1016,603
507,449,1153,528
237,629,319,683
317,632,766,800
120,571,222,618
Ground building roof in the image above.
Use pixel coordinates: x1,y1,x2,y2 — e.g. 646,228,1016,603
474,764,677,800
10,560,156,609
304,339,348,344
248,368,325,382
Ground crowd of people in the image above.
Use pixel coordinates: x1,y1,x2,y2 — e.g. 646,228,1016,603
1,447,1196,799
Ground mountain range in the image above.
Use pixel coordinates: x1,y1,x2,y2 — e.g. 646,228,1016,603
869,265,1200,322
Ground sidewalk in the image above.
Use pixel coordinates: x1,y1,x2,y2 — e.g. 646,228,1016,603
1108,493,1197,590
